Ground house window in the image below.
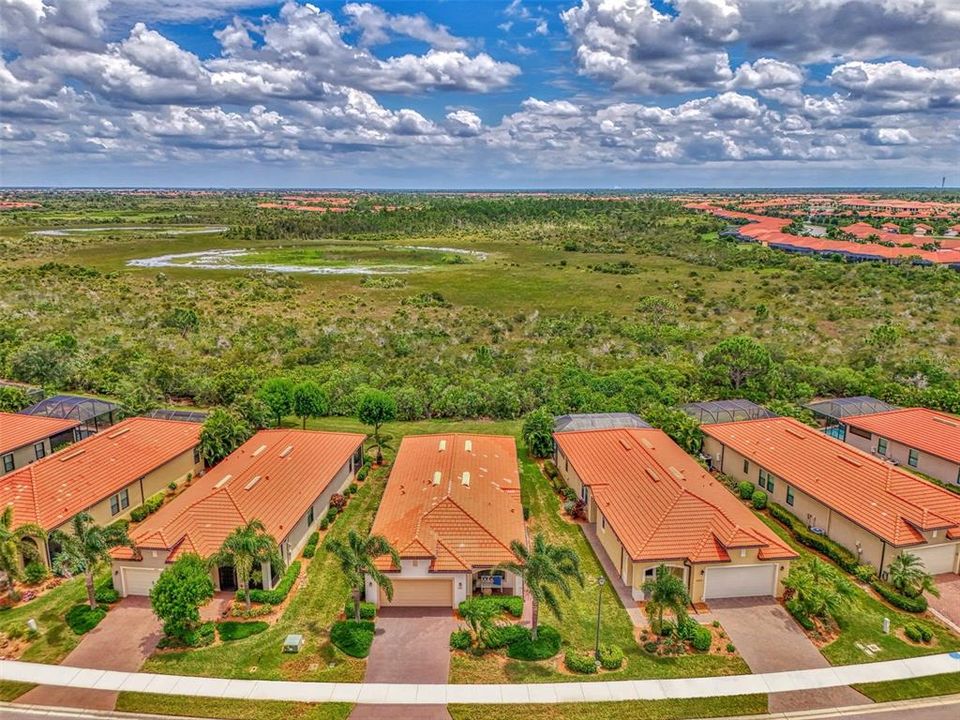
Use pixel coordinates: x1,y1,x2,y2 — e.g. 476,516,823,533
767,475,775,493
34,443,46,460
876,437,887,455
2,453,14,473
743,459,750,474
109,488,130,516
849,426,871,439
600,514,606,531
758,470,767,490
307,506,315,526
786,487,795,506
193,446,201,464
908,448,919,468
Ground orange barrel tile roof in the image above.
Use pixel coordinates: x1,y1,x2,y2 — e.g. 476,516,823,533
0,412,80,455
117,429,365,561
370,434,525,572
702,417,960,546
842,407,960,466
554,428,795,564
0,417,200,531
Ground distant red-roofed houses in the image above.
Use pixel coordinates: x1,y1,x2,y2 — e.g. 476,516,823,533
881,223,900,233
914,223,934,236
945,225,960,238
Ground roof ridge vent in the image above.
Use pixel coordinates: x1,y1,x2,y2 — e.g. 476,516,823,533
462,471,470,486
244,475,261,491
464,439,472,452
432,471,442,485
107,427,131,439
214,474,233,489
439,439,447,452
931,416,958,428
838,454,863,468
619,437,632,450
667,466,684,480
785,426,806,439
640,437,653,449
645,467,661,482
58,449,85,462
252,444,267,457
279,445,293,458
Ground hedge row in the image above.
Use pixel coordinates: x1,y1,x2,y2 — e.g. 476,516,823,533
344,600,377,620
870,577,928,612
239,561,301,605
458,594,523,619
302,532,320,559
130,492,166,523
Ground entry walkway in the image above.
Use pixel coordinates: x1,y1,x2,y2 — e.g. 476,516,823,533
2,653,957,705
580,522,646,627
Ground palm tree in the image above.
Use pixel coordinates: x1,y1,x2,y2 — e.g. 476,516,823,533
208,519,282,611
325,529,400,621
641,564,690,635
497,533,584,641
0,505,47,601
50,512,133,609
887,552,941,599
783,557,855,625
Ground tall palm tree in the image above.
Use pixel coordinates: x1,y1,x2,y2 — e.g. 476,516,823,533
0,505,46,601
887,552,941,599
325,529,400,621
497,533,584,641
208,519,282,611
50,512,133,609
641,564,690,635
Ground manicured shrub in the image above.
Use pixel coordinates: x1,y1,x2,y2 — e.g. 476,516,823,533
326,507,339,523
230,602,273,618
506,625,561,661
330,493,347,510
65,604,107,635
737,481,754,500
459,594,523,619
95,584,120,605
643,640,658,653
23,561,49,586
356,465,369,482
854,564,876,582
450,629,471,651
871,578,927,612
244,561,300,605
167,481,177,492
319,518,329,531
542,460,559,480
904,622,933,643
751,490,767,510
598,644,624,670
344,601,377,620
483,623,528,649
217,621,268,642
331,620,375,658
182,621,215,648
130,505,149,522
768,503,796,528
564,650,597,674
725,643,736,653
302,532,320,559
691,625,712,652
348,483,358,495
145,492,165,513
560,487,577,503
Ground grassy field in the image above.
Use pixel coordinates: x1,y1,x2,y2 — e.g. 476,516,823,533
116,693,352,720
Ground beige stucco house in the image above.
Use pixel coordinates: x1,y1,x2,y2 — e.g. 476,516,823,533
1,413,80,476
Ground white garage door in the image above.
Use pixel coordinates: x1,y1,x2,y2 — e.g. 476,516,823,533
704,564,777,600
121,567,162,596
380,578,453,607
909,544,958,575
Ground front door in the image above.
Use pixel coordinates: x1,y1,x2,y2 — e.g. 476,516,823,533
218,565,238,591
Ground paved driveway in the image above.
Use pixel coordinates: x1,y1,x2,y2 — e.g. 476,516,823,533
929,573,960,632
702,597,870,714
349,607,457,720
16,596,162,711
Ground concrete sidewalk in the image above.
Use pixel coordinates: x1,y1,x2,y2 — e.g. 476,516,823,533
2,652,957,705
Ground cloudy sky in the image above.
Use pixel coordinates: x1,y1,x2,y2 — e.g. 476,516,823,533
2,0,959,188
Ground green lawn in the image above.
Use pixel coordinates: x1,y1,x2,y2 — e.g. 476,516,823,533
136,466,388,683
449,450,752,686
854,672,960,702
115,693,351,720
754,511,960,665
449,695,767,720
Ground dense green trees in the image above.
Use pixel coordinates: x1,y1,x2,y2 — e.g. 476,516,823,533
887,552,940,599
357,389,396,463
199,409,252,464
702,335,773,396
150,553,215,641
257,377,294,427
522,408,555,458
293,381,327,429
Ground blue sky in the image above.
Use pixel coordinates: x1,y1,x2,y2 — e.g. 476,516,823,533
2,1,958,188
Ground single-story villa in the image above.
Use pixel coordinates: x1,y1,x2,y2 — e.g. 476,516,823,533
702,417,960,576
112,429,365,597
0,417,202,568
553,426,797,603
367,434,526,608
1,412,80,476
839,407,960,487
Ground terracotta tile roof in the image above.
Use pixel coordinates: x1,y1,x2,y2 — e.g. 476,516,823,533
843,408,960,465
370,434,525,572
118,429,364,561
702,417,960,546
0,417,200,531
554,428,796,564
1,413,79,455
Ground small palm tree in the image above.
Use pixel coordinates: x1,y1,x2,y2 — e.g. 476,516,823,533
0,505,47,601
50,512,134,609
887,552,941,599
497,533,584,641
783,557,855,626
208,519,282,611
325,529,400,621
641,564,690,635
